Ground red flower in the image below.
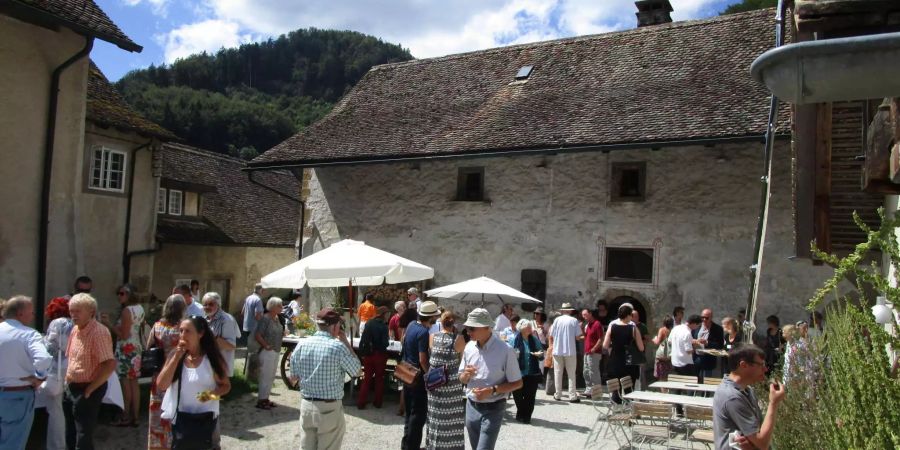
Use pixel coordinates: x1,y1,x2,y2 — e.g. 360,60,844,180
122,343,135,354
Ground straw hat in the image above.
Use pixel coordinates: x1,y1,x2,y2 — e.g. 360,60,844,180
418,301,440,316
559,302,576,311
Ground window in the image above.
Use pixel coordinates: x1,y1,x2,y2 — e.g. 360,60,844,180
456,167,484,201
88,146,127,192
611,162,646,202
168,189,183,215
157,188,167,214
605,248,653,283
521,269,546,304
183,191,199,216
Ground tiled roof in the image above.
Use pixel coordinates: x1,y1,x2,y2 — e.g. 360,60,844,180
87,62,175,140
5,1,140,51
159,143,300,247
251,8,788,167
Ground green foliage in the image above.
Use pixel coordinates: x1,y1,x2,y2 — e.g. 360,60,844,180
116,28,413,157
721,0,778,15
227,371,258,401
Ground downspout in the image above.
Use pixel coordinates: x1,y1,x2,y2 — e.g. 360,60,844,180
37,37,94,329
247,171,305,259
744,0,786,344
122,140,155,283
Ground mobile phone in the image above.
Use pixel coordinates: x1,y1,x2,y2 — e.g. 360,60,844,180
771,381,782,391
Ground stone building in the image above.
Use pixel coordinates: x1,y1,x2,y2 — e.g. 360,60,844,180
248,9,842,328
151,143,301,315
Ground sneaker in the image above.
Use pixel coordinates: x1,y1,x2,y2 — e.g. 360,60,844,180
569,397,581,403
553,395,562,401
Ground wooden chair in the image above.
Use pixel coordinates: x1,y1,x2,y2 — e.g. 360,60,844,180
601,378,632,448
631,401,674,449
684,405,715,449
585,383,614,446
619,376,634,397
668,374,700,384
703,377,723,386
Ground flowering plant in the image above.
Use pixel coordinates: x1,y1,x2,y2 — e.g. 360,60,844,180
291,312,317,335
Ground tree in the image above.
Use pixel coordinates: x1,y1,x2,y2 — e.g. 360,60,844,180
721,0,778,15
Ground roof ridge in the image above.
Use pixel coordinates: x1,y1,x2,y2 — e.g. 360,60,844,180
163,142,249,165
371,8,775,71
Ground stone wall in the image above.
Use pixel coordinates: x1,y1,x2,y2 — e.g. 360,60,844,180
303,141,843,331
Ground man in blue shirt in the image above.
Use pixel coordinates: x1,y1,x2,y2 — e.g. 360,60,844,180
401,300,441,450
289,307,361,450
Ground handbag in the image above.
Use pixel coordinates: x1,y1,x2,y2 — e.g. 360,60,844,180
424,365,449,391
171,358,217,450
38,349,64,397
140,328,164,377
655,337,671,362
394,360,421,387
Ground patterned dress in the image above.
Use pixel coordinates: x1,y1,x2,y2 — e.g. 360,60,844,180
115,304,145,378
147,320,181,450
426,331,465,450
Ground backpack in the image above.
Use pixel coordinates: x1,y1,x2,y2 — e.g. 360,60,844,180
357,326,374,357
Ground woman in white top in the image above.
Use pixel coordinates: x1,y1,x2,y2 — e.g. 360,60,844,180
157,316,231,448
101,284,145,427
43,297,74,450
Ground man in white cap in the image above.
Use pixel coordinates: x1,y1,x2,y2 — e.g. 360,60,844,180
407,287,422,310
459,308,523,449
549,302,583,402
401,300,441,450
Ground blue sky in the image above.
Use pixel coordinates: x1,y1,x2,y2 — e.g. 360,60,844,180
93,0,742,81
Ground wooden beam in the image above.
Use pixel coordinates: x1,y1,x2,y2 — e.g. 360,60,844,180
795,103,818,258
814,102,833,254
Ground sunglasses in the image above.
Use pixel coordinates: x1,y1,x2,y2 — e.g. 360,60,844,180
701,316,711,320
117,292,127,296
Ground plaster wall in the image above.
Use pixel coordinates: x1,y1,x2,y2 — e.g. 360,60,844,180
304,142,838,331
0,18,88,298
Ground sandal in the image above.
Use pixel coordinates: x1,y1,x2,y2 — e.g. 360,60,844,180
264,400,277,408
255,401,271,410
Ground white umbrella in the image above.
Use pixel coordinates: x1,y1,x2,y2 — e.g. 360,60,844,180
260,239,434,289
424,276,543,307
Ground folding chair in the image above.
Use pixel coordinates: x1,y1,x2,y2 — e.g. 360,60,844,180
600,378,631,448
684,405,715,449
585,383,614,446
703,377,723,386
631,401,674,449
619,376,634,397
668,374,700,384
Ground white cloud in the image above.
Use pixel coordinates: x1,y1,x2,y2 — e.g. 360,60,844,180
161,19,253,63
122,0,172,18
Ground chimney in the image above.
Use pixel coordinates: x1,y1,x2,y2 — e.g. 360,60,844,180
635,0,673,27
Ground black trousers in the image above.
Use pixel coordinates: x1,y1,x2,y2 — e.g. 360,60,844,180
63,382,107,450
673,364,698,379
513,374,541,422
401,382,427,450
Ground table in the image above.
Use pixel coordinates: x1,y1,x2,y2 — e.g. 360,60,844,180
280,335,403,389
623,390,714,408
649,381,718,394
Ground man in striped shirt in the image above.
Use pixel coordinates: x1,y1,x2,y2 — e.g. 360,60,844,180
290,308,361,450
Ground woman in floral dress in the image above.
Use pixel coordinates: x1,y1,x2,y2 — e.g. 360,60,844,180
146,295,185,450
102,284,145,426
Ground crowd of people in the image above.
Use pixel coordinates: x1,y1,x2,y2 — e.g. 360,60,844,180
0,278,824,450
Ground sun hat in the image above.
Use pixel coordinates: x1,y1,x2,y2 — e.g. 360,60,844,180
559,302,576,311
418,301,440,316
315,307,341,325
463,308,494,328
407,287,419,295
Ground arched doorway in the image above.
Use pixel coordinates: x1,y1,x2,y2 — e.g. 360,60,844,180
608,295,648,324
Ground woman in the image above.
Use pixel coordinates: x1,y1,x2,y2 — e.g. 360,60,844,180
254,297,284,410
102,284,145,427
764,315,784,374
147,295,186,450
652,317,674,383
602,304,644,403
43,297,73,450
426,311,466,450
512,319,544,424
533,308,549,346
157,316,231,449
721,316,743,374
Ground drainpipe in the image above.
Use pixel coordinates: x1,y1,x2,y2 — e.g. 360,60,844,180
246,171,305,259
37,37,94,329
122,140,155,283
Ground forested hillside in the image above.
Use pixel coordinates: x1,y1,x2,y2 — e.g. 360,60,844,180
117,29,413,158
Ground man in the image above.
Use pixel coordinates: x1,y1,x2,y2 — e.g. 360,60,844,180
175,283,204,318
459,308,523,449
398,298,418,332
357,306,390,409
669,314,705,378
713,345,786,450
203,292,240,376
389,300,406,341
493,303,514,333
357,293,376,336
242,284,265,343
0,296,52,450
673,306,685,326
65,293,116,450
549,303,582,402
407,287,422,310
190,279,202,305
73,276,93,295
596,300,611,327
582,308,604,397
289,308,361,450
400,300,440,450
693,308,725,379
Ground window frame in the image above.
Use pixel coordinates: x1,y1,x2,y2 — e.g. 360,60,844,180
168,189,183,216
88,146,128,193
456,166,485,202
157,187,167,214
603,247,654,284
610,161,647,202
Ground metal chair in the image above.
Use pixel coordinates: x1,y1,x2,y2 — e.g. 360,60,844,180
684,405,715,449
601,378,632,448
703,377,723,386
630,401,675,449
585,383,614,446
668,374,700,384
619,376,634,397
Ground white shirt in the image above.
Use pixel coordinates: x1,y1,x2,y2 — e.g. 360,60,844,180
165,356,219,421
0,319,52,387
288,300,302,317
668,324,695,368
458,335,522,403
549,314,583,357
185,301,204,318
494,314,512,333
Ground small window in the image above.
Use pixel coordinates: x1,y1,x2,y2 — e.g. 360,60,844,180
611,162,646,202
157,188,167,214
168,189,183,215
183,191,199,216
605,247,653,283
88,146,127,192
456,167,484,201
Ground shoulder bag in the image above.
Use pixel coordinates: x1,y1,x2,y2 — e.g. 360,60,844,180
171,357,217,450
140,324,164,377
424,365,448,391
395,361,421,387
625,325,647,366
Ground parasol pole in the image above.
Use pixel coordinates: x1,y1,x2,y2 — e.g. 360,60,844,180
348,279,354,345
481,293,485,308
